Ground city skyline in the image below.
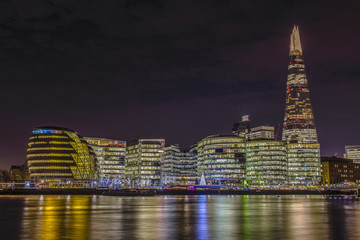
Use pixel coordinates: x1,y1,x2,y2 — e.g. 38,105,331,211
1,1,359,169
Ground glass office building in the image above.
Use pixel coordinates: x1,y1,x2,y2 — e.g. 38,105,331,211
84,137,126,184
27,127,97,185
125,139,165,186
246,140,287,187
162,145,197,185
197,135,246,185
287,143,321,186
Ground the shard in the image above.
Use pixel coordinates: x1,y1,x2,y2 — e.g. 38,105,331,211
282,25,318,144
283,26,321,186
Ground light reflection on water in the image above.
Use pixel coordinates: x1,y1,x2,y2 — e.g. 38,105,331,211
0,195,359,239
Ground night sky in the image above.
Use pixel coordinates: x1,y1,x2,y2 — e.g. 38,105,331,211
1,0,359,169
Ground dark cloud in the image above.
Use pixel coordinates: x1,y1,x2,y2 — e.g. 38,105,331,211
0,0,359,168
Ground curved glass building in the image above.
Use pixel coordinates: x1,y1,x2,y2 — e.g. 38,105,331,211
197,135,246,185
27,127,97,184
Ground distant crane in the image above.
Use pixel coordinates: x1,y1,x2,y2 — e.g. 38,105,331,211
275,123,281,140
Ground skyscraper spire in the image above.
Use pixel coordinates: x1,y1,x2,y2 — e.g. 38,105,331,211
282,25,318,144
289,25,302,56
283,26,321,186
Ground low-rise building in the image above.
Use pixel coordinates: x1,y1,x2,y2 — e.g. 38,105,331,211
321,156,360,185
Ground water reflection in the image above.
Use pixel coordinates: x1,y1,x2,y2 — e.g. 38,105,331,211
0,195,359,239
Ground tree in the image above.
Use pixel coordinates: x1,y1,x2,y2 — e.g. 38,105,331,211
0,170,11,182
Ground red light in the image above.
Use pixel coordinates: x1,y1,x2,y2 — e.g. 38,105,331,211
289,62,292,64
302,125,305,127
295,118,298,121
299,86,301,89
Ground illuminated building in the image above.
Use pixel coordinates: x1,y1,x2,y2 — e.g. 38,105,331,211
84,137,126,184
287,143,321,186
232,115,251,138
197,135,246,185
321,156,360,185
282,26,318,143
282,26,321,186
162,145,197,185
27,127,97,185
344,145,360,164
249,126,274,140
246,126,287,187
125,139,165,186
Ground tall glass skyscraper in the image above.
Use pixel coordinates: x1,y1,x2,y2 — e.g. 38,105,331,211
283,26,318,143
282,26,321,186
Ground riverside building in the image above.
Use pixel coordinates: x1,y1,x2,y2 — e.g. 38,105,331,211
162,145,197,185
246,126,287,187
27,127,97,186
197,135,246,185
282,26,321,186
321,156,360,185
84,137,126,185
344,145,360,164
125,139,165,186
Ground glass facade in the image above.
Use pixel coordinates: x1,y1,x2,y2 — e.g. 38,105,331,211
197,135,246,185
162,145,197,185
125,139,165,186
282,26,318,144
287,143,321,186
84,137,126,184
249,126,275,140
246,140,287,187
27,127,97,184
282,26,321,186
344,145,360,164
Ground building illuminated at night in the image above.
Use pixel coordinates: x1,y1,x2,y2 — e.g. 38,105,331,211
282,26,321,186
27,127,97,185
344,145,360,164
162,145,197,185
125,139,165,186
197,135,246,185
282,26,318,144
84,137,126,183
246,126,287,187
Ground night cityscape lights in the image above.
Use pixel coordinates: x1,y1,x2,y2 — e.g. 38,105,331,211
1,2,360,239
15,26,359,188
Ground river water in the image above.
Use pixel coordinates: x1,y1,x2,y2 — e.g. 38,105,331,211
0,195,359,240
